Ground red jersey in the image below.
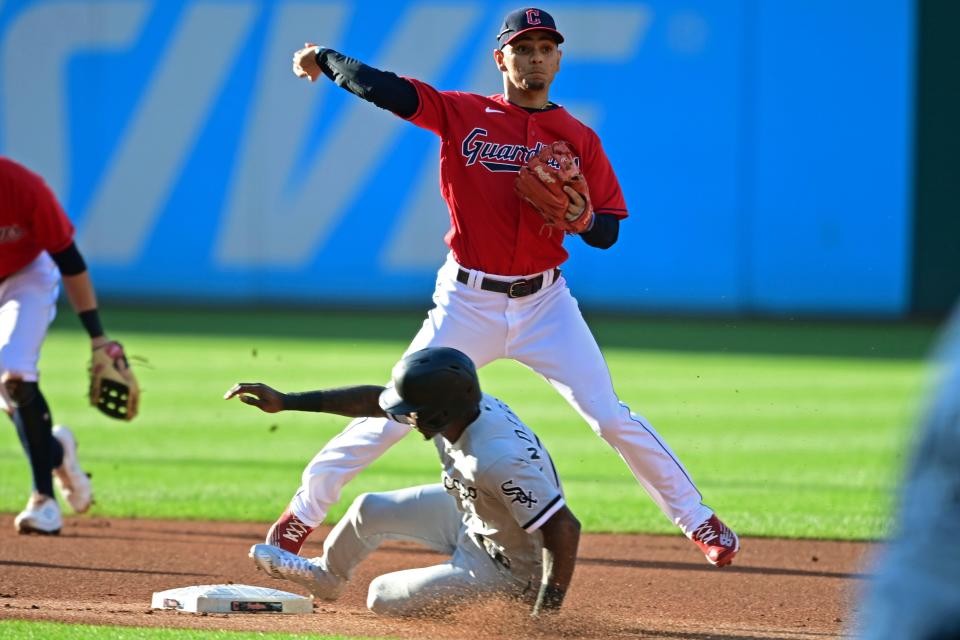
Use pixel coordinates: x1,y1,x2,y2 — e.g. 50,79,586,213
404,79,628,275
0,157,74,278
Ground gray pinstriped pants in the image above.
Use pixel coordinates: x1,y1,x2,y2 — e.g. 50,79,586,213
321,483,532,616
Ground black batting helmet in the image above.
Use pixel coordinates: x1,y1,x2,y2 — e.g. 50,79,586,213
378,347,482,436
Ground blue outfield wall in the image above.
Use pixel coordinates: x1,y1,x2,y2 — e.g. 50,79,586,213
0,0,914,315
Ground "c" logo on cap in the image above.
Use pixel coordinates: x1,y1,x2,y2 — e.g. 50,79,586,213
526,9,541,25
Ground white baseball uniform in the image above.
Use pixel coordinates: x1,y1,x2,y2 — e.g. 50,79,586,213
0,253,60,384
292,253,713,535
314,393,565,616
284,55,725,545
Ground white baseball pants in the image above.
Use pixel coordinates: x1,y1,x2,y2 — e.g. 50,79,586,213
322,483,530,616
292,254,713,534
0,253,60,383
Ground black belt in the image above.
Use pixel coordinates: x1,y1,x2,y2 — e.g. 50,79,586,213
457,268,560,298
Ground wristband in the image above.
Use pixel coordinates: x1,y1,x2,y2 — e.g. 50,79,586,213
78,309,105,339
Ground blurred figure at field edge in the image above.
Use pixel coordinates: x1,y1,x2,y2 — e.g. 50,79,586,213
855,300,960,639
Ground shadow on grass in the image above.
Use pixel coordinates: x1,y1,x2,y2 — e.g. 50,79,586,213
51,306,940,361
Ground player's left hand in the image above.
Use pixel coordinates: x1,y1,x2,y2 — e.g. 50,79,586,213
514,141,594,234
292,42,322,82
563,185,586,220
224,382,284,413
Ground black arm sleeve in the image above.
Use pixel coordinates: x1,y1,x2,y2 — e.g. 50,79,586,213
48,242,87,276
282,385,387,418
315,48,419,119
578,213,620,249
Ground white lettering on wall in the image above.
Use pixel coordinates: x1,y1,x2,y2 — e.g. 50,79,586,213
1,1,150,197
79,2,257,263
215,3,481,267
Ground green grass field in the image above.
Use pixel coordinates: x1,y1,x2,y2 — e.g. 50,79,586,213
0,308,937,540
0,620,371,640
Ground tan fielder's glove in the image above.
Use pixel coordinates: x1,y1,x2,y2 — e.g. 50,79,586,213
89,341,139,421
514,141,594,234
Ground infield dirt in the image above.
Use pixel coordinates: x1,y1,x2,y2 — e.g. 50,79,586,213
0,515,872,639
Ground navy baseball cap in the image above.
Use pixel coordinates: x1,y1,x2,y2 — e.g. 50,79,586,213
497,7,564,49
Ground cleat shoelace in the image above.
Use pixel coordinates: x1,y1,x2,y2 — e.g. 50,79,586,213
268,551,317,580
692,520,720,545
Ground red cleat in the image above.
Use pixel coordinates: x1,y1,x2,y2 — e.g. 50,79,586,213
689,514,740,567
266,508,315,555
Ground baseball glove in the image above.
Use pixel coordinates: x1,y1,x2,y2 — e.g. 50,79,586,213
89,341,139,421
514,141,594,234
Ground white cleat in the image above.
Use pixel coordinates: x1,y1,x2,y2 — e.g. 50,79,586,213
14,492,63,535
249,543,345,601
52,425,93,513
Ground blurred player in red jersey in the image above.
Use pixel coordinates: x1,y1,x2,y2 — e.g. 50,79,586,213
0,156,124,534
260,7,739,567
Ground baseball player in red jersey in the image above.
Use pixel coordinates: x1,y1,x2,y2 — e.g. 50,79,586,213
0,157,134,534
267,7,739,567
